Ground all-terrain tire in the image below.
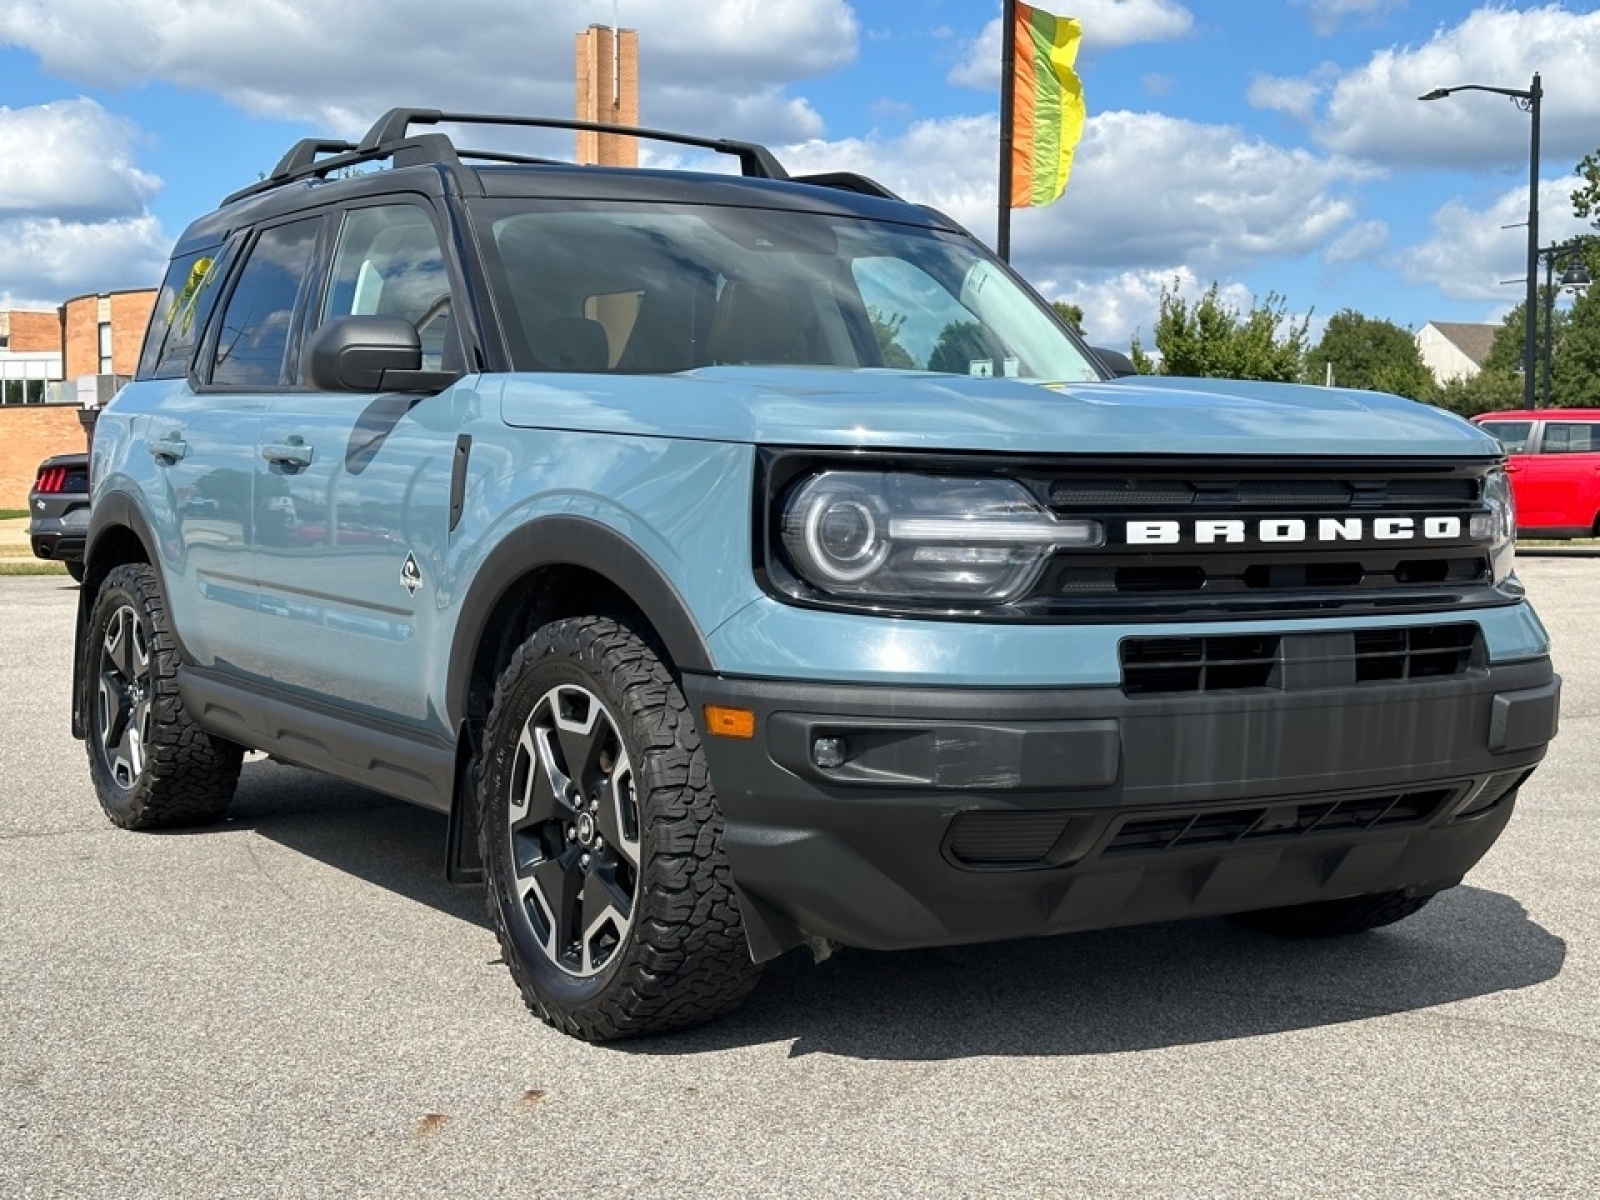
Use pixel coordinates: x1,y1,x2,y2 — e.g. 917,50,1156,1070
85,563,243,829
1230,890,1436,937
478,615,761,1040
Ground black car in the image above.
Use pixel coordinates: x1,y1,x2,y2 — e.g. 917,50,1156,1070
29,451,89,581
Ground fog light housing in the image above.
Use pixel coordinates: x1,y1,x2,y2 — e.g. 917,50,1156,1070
812,736,848,769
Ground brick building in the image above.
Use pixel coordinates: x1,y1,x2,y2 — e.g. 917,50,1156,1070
0,289,155,508
0,309,65,405
62,289,157,386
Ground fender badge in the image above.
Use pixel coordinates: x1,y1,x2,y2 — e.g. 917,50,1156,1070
400,553,424,596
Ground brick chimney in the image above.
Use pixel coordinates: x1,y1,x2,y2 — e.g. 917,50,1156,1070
575,24,639,167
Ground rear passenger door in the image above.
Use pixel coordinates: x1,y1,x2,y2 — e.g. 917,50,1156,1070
254,200,467,727
1521,419,1600,534
145,217,323,677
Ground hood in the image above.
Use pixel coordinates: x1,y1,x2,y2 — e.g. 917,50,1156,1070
499,367,1500,458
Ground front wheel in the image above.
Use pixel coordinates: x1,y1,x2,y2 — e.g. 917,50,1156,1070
478,616,760,1040
1229,890,1436,937
85,563,242,828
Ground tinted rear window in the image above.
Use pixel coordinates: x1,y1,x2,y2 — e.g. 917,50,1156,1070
1480,421,1532,453
1539,422,1600,454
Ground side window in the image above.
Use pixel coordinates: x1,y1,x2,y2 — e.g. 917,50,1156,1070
1482,421,1533,453
138,247,231,380
1538,422,1600,454
209,218,321,388
323,204,454,371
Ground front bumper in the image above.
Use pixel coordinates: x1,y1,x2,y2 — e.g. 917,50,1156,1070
684,657,1559,960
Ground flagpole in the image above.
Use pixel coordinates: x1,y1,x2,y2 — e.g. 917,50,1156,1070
997,0,1017,262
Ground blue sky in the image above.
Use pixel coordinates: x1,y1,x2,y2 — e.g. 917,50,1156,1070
3,0,1600,350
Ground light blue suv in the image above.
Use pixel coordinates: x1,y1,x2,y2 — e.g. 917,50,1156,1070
74,109,1560,1039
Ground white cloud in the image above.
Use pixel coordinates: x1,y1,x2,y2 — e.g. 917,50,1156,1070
781,108,1370,268
0,0,859,143
1273,6,1600,169
1248,73,1327,121
0,98,159,221
950,0,1194,88
1324,219,1388,264
1293,0,1405,37
1018,111,1371,275
1031,266,1203,349
0,99,168,305
1030,269,1308,354
1398,176,1586,301
771,110,1370,347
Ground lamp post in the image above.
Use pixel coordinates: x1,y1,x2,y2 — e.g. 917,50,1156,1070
1537,239,1594,408
1419,73,1542,411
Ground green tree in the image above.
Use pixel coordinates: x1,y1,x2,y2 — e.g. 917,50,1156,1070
1050,300,1085,337
928,321,995,375
1129,279,1309,382
1551,285,1600,407
1305,309,1432,400
1427,368,1522,417
868,307,917,369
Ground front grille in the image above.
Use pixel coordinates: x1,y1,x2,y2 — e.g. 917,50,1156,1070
1120,624,1481,695
1104,787,1455,857
1025,459,1498,618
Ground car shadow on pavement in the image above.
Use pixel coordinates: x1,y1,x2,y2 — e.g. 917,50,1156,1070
651,885,1564,1059
224,757,486,928
224,759,1566,1060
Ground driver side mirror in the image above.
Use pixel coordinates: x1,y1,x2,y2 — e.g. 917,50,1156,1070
307,315,460,393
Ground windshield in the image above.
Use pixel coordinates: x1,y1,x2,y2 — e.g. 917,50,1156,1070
471,199,1101,381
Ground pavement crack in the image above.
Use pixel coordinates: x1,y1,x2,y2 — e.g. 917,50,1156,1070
241,833,298,903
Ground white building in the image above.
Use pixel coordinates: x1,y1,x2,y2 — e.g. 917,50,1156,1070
1415,321,1496,385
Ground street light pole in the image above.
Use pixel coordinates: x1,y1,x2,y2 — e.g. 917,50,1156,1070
1536,239,1595,407
1419,72,1542,410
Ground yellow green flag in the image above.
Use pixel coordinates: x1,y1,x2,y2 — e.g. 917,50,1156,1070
1010,2,1086,208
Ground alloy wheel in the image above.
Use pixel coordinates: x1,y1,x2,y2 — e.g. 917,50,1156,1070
505,683,642,977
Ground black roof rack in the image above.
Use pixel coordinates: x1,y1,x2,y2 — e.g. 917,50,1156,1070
791,171,902,201
223,106,906,208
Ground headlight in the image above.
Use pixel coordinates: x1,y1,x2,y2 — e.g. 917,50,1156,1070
1471,467,1518,589
778,471,1102,604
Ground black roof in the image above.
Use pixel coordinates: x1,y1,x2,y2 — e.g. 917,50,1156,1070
174,107,943,254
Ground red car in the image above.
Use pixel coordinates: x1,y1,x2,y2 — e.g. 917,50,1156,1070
1473,409,1600,539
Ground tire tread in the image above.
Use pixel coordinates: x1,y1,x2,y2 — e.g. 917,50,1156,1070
479,615,760,1040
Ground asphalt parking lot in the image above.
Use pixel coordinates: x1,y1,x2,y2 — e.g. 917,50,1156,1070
3,557,1597,1199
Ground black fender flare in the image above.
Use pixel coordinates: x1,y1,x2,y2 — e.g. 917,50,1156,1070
72,491,165,740
444,514,715,730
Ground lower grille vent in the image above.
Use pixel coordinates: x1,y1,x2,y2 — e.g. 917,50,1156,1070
1122,635,1279,695
1121,624,1480,695
1105,788,1454,857
1353,624,1477,682
946,810,1072,867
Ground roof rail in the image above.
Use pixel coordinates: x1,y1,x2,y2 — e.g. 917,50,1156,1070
791,171,902,201
223,105,812,206
360,108,791,181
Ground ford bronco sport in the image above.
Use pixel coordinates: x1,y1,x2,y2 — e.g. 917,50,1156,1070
74,108,1560,1040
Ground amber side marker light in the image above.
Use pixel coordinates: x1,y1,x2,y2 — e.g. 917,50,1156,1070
704,705,756,740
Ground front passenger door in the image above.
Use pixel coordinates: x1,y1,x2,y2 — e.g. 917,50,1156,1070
255,201,467,727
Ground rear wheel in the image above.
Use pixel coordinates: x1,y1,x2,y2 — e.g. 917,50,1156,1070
85,563,242,828
63,560,85,583
1230,890,1435,937
478,615,760,1040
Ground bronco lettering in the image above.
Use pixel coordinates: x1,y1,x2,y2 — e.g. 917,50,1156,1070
1123,516,1464,545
